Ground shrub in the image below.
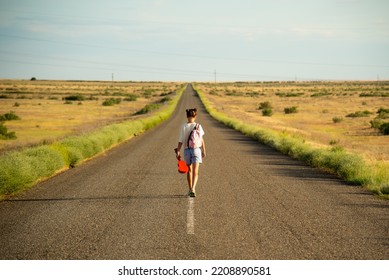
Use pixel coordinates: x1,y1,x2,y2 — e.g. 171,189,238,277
135,104,161,115
377,108,389,114
102,98,121,106
284,106,298,114
360,92,389,97
332,116,343,123
370,118,384,129
262,108,273,117
123,94,138,101
346,110,373,118
377,108,389,119
258,101,272,110
379,122,389,135
371,108,389,133
64,95,85,101
311,92,331,97
0,111,21,121
0,122,17,140
142,89,155,98
276,92,304,97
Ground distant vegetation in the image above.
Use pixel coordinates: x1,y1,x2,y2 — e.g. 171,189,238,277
63,95,85,101
370,108,389,135
102,98,122,106
135,104,161,115
0,80,181,152
0,84,186,197
0,123,16,140
257,101,273,116
346,110,373,118
332,116,343,123
0,111,21,121
0,112,20,140
194,81,389,197
284,106,298,114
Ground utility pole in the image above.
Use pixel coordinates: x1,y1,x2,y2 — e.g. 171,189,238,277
112,73,114,86
214,69,216,83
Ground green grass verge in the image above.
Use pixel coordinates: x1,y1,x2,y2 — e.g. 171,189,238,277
0,85,186,197
194,85,389,197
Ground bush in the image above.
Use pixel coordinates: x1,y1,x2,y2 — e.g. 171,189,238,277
0,111,21,121
377,108,389,114
370,118,384,129
64,95,85,101
135,103,161,115
258,101,272,110
0,122,17,140
377,108,389,119
262,108,273,117
284,106,298,114
332,116,343,123
123,94,138,101
102,98,121,106
346,110,373,118
379,122,389,135
311,92,332,97
142,89,155,98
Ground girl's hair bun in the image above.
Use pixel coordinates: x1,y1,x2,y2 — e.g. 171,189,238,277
186,108,197,118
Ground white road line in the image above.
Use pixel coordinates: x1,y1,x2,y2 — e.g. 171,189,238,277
187,198,195,234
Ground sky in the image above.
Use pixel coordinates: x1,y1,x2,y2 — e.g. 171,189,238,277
0,0,388,82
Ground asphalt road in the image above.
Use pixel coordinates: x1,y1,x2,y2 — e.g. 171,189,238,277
0,84,388,260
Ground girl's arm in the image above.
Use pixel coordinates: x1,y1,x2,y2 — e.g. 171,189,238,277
201,138,206,158
175,142,183,159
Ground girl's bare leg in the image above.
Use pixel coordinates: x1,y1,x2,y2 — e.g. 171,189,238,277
192,163,200,193
187,164,193,192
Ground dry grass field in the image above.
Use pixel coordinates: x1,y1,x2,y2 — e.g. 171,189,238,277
0,80,181,153
196,81,389,162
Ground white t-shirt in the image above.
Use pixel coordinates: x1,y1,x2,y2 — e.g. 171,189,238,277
178,122,205,148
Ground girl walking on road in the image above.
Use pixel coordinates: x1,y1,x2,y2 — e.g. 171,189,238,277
175,108,206,197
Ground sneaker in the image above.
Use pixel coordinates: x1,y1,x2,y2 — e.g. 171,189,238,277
189,192,196,197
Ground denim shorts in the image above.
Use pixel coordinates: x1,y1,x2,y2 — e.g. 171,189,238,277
184,148,202,165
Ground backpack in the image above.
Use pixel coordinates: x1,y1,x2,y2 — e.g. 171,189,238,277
187,123,202,148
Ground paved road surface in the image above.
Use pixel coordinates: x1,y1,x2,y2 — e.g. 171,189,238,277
0,84,388,259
